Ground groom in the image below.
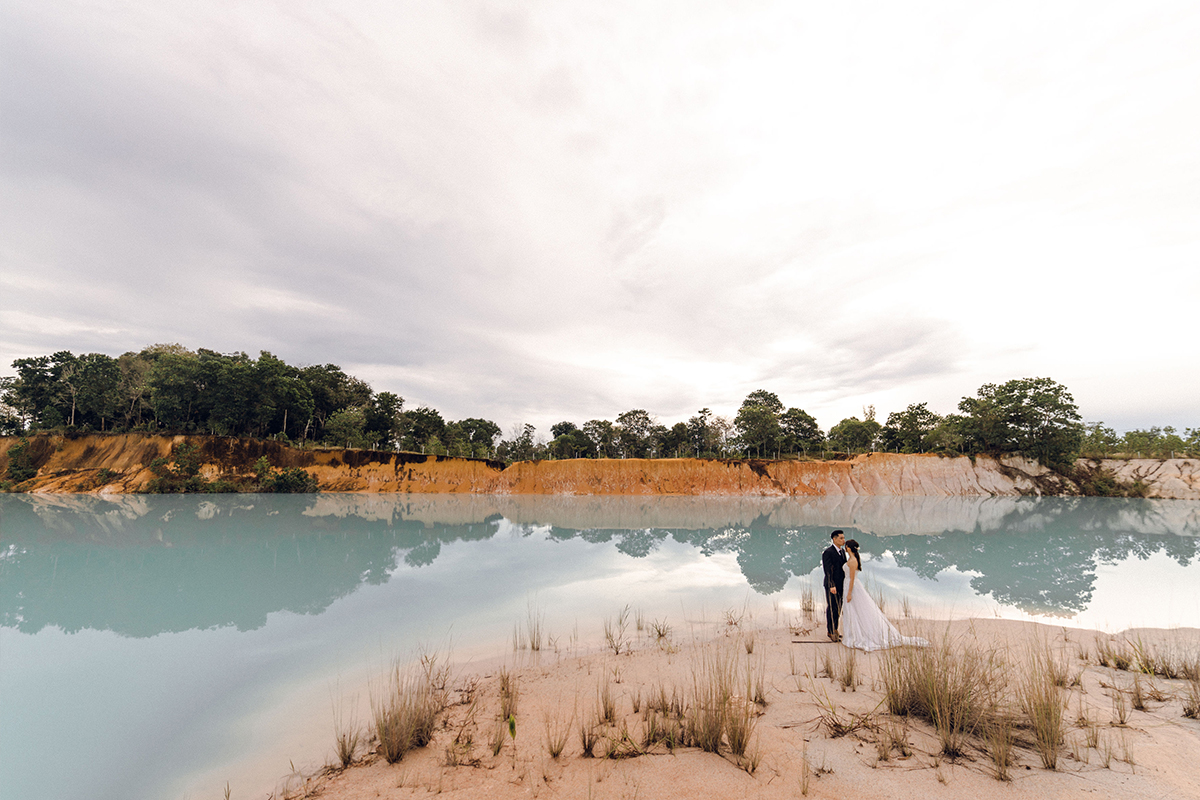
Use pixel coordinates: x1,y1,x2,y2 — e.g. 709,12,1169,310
822,530,847,642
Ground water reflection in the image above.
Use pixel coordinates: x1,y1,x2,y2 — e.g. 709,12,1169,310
2,494,1197,633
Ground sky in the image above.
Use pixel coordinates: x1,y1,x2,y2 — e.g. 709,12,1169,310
2,1,1198,438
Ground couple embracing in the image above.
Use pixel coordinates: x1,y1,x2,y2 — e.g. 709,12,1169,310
822,529,928,651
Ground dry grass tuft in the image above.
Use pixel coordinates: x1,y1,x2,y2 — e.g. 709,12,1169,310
499,667,520,720
1183,678,1200,719
1097,638,1132,671
370,659,443,764
598,678,617,724
837,648,859,692
1131,674,1148,711
813,686,875,738
685,645,732,753
332,694,361,769
544,709,572,759
1111,685,1130,726
725,694,757,758
489,720,506,757
604,606,632,655
579,712,600,758
1019,640,1065,770
525,601,544,652
801,586,815,621
879,627,1001,758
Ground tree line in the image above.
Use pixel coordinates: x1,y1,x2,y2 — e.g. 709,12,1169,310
2,345,1196,468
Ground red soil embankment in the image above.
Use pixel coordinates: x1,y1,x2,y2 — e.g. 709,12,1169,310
1,434,1197,498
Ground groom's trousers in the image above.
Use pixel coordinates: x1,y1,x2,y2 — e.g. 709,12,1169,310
825,586,842,635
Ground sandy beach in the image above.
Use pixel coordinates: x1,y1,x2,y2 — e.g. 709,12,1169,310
272,614,1200,800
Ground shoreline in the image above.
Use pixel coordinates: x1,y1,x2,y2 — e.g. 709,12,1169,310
267,615,1200,800
2,433,1198,498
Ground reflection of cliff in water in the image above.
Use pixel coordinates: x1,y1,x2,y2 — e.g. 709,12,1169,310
1,495,1197,635
0,494,500,637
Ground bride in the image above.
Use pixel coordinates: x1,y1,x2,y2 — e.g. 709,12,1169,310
840,539,928,652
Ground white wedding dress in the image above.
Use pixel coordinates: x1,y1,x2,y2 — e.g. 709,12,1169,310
839,566,929,652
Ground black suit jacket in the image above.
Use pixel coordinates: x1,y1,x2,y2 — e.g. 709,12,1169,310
822,544,846,592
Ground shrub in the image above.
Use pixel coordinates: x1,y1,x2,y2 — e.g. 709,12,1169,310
146,443,209,493
261,466,318,493
4,438,37,483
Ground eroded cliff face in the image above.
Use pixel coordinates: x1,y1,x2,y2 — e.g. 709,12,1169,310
2,434,1198,498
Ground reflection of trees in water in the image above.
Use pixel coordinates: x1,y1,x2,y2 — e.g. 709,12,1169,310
1,496,1196,635
883,503,1198,615
530,502,1199,613
0,496,496,636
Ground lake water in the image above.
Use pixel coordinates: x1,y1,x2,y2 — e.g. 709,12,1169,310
2,493,1199,800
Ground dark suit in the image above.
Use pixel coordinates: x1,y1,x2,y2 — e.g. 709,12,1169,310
822,544,847,635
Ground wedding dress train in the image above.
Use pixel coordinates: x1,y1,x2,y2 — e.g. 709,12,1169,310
839,587,928,652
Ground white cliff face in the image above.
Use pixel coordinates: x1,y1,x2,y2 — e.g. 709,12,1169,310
1096,458,1200,500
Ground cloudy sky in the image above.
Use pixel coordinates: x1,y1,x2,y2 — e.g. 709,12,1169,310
2,1,1197,436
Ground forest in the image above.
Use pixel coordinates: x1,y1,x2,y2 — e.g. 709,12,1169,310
2,345,1196,468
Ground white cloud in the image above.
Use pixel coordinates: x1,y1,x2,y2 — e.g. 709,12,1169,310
2,0,1197,434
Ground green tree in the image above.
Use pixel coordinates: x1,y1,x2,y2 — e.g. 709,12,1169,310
72,353,122,430
252,352,314,440
146,349,207,430
548,424,596,459
324,407,368,449
1080,422,1121,458
827,417,881,454
454,418,502,458
780,407,823,456
197,350,257,435
686,409,712,457
117,352,153,428
0,378,22,435
402,406,446,452
615,409,655,458
957,377,1083,467
583,419,616,458
498,423,538,462
6,353,73,429
299,364,372,441
659,422,689,457
734,390,784,457
880,402,941,453
1121,426,1189,458
924,413,967,454
364,391,405,449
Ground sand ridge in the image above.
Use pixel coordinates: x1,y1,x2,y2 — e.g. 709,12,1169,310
278,618,1200,800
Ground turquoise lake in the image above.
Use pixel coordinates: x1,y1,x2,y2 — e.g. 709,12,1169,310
2,493,1199,800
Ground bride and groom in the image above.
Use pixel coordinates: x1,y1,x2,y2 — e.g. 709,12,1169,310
823,530,928,651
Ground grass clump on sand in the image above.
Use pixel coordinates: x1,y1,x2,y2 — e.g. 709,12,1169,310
499,667,520,720
370,657,447,764
678,642,763,769
332,696,361,768
879,626,1003,758
1182,678,1200,720
604,605,632,655
1018,640,1065,769
876,627,1079,773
